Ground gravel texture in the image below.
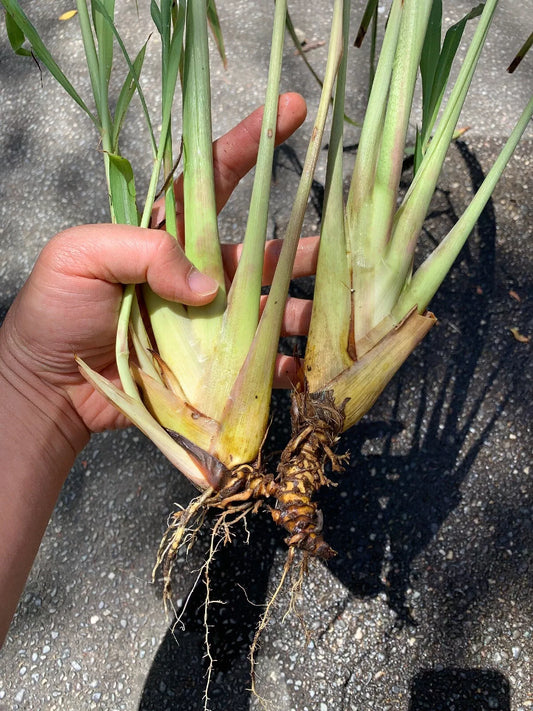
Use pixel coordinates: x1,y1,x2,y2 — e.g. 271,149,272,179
0,2,531,710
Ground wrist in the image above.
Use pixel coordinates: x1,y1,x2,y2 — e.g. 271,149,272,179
0,324,90,464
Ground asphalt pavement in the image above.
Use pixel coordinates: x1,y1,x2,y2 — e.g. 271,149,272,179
0,2,531,710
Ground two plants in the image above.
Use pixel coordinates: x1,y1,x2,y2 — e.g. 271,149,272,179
3,0,531,648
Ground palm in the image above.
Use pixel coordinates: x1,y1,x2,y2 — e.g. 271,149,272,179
7,94,312,434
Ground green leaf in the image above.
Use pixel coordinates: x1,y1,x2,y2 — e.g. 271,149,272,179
150,0,162,34
354,0,379,48
106,153,139,225
1,0,97,124
92,0,115,88
508,31,533,73
111,42,147,151
5,10,31,56
92,0,156,155
419,2,485,162
420,0,442,121
207,0,227,68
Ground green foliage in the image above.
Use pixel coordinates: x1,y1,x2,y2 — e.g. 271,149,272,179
2,0,96,122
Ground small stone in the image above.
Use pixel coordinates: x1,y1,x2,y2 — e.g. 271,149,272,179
90,615,100,625
71,661,82,671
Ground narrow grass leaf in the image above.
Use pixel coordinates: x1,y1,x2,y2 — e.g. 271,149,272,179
150,0,162,34
111,42,147,151
420,3,484,154
507,30,533,73
354,0,378,48
2,0,97,124
207,0,227,69
91,0,115,88
5,11,31,55
92,0,156,155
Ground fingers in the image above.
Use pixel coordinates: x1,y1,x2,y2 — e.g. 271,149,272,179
222,235,319,285
209,92,307,213
259,295,312,337
45,225,219,306
152,92,307,231
273,354,302,389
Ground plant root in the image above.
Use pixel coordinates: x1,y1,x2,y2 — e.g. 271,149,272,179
154,387,347,604
249,547,312,709
152,387,347,707
273,387,348,559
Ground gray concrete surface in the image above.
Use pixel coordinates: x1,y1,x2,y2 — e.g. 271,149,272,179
0,1,532,710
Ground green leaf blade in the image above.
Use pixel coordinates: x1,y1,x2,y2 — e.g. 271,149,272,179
2,0,98,124
106,153,139,225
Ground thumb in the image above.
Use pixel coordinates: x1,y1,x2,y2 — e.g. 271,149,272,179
46,224,219,305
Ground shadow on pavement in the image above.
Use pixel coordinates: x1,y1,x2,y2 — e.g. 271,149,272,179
408,667,510,711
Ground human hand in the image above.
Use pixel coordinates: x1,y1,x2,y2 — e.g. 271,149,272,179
0,93,317,441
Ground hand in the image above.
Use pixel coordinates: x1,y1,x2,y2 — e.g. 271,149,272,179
0,93,317,439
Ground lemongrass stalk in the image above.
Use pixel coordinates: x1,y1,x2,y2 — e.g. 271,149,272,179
151,0,182,238
369,0,432,255
350,0,432,342
115,285,140,398
142,289,204,403
94,1,115,224
200,0,288,419
383,0,499,316
345,0,403,254
392,94,533,320
215,0,345,465
139,2,185,227
305,0,352,390
182,0,226,352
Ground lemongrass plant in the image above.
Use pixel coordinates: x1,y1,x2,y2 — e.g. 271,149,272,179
3,0,532,587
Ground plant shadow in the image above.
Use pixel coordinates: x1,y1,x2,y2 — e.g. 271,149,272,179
408,667,510,711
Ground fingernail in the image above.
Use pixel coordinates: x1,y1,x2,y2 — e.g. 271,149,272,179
188,268,219,296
